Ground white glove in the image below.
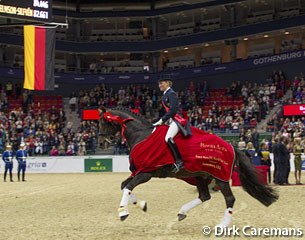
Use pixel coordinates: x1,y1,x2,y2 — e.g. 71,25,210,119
153,119,163,126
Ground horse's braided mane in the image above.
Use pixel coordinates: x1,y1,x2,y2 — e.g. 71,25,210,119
111,107,151,125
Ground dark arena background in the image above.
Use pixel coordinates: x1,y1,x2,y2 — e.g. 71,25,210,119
0,1,304,239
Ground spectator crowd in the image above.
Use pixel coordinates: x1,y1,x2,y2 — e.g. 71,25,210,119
0,82,98,156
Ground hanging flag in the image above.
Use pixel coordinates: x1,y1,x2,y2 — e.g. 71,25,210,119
24,26,55,91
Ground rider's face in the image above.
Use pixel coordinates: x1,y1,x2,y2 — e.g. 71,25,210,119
158,81,170,92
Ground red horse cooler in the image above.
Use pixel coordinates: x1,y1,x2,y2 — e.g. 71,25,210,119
231,165,269,186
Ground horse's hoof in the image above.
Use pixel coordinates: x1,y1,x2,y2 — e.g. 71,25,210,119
118,206,129,221
137,200,147,212
120,214,129,221
142,202,147,212
177,213,187,221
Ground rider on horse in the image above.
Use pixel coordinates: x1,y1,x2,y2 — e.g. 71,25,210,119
153,77,191,173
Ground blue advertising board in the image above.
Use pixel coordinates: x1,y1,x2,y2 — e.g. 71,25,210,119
1,50,305,84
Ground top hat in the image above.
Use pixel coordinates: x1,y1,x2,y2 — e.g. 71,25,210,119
157,74,173,83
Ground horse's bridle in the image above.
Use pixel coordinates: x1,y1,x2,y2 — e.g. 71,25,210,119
102,111,134,141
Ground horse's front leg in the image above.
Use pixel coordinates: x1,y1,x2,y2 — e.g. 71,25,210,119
128,191,148,212
119,173,151,221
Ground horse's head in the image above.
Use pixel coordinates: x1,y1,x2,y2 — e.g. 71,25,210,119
99,107,121,137
99,107,134,141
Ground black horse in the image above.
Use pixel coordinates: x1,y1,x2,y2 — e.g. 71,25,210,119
99,107,278,226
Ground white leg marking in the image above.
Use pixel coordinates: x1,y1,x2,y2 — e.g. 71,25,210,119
120,188,131,207
179,198,202,215
216,208,233,228
118,188,131,219
129,192,138,204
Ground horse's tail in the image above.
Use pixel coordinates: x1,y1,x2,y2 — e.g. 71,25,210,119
234,147,279,206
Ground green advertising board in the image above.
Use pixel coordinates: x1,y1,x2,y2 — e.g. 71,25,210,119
84,158,113,172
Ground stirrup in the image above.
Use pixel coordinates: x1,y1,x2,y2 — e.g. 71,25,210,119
172,162,183,173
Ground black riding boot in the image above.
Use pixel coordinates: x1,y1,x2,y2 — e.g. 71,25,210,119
17,172,20,182
22,172,26,182
4,171,7,182
10,172,13,182
167,138,184,173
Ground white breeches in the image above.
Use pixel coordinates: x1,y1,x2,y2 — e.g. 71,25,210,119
165,120,179,142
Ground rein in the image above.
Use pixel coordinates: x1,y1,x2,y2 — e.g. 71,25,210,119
103,112,134,141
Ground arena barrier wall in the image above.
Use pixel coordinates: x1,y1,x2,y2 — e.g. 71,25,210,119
0,155,130,173
0,154,303,174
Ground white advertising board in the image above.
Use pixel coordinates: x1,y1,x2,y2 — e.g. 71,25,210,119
0,156,84,173
0,155,130,173
0,154,300,174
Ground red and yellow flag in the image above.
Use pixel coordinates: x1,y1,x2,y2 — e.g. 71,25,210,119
24,26,55,91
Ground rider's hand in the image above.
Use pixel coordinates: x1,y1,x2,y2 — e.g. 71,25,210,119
153,119,163,126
